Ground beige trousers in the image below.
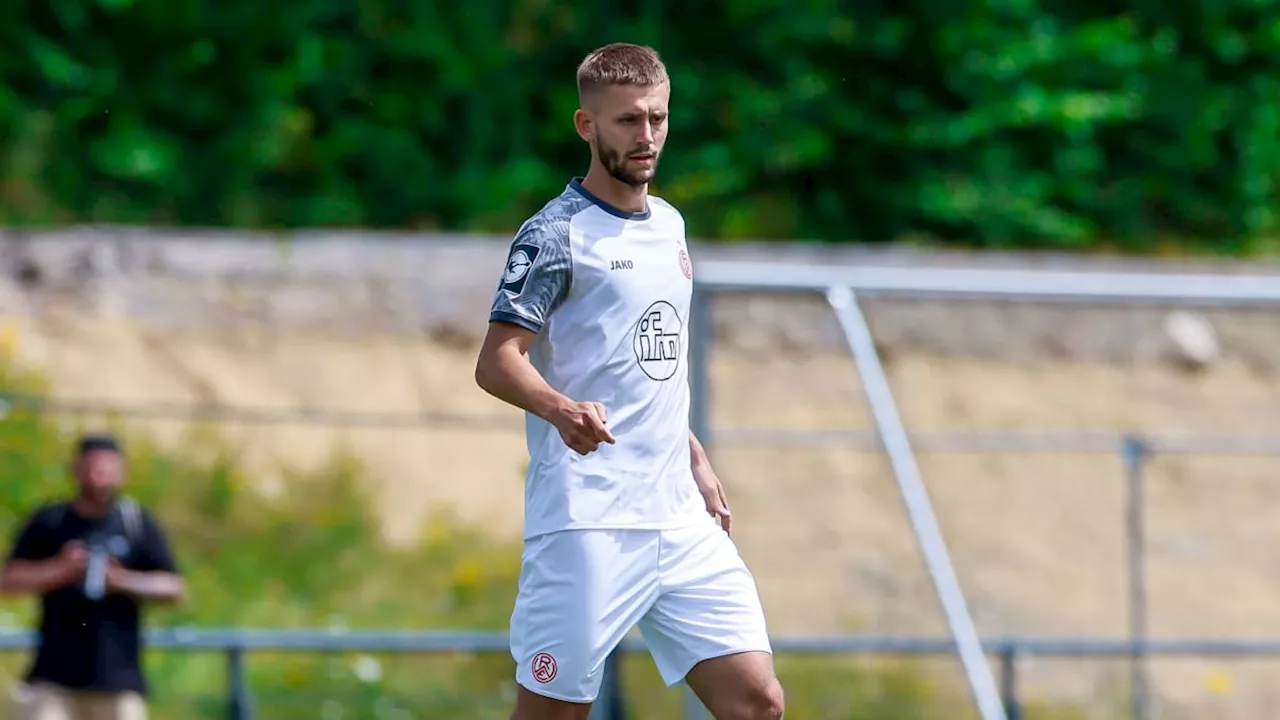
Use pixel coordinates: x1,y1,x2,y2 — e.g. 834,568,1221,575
18,682,147,720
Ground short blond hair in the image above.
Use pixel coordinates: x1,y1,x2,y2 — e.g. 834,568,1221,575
576,43,669,100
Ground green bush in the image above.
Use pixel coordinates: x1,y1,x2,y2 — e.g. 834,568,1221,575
0,356,1087,718
5,2,1280,252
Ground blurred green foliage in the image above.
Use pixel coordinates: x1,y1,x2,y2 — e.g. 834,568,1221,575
0,357,1092,718
3,2,1280,252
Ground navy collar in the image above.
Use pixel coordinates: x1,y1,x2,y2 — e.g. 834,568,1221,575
569,177,651,221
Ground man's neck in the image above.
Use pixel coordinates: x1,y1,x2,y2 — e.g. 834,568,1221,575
580,168,648,214
72,496,114,518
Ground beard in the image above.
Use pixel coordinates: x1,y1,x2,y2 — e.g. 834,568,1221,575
596,140,660,187
80,484,117,504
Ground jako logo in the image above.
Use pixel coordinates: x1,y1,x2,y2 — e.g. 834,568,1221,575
611,259,634,271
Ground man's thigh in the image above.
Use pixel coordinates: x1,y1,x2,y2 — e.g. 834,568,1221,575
77,691,148,720
510,529,660,705
637,519,773,688
20,683,72,720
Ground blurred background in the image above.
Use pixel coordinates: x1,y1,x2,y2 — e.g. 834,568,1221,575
0,1,1279,719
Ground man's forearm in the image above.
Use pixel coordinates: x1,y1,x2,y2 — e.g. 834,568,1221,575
111,570,185,603
477,347,570,422
0,560,74,596
689,430,710,470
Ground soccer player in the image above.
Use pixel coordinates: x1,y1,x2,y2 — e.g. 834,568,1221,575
474,43,785,720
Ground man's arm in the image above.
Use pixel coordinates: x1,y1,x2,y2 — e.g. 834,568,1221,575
689,430,731,533
689,430,711,471
476,221,614,456
1,556,82,596
0,511,84,596
477,322,615,455
109,511,184,604
475,323,573,422
106,565,184,603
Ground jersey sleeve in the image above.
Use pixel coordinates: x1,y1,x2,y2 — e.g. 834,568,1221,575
488,219,572,333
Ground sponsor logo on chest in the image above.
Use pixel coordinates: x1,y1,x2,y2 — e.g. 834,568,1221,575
605,247,689,276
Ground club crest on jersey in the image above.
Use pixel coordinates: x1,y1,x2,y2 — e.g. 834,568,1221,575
633,301,683,381
502,243,540,295
679,249,693,279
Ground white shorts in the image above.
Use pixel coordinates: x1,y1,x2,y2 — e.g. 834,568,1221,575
509,516,772,703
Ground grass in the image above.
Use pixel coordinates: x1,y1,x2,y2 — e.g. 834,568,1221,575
0,355,1092,719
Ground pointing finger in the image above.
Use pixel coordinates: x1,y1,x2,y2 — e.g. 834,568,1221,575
588,414,616,444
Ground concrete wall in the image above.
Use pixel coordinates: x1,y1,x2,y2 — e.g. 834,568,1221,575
2,227,1278,370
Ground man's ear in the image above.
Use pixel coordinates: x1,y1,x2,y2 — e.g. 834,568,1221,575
573,108,593,143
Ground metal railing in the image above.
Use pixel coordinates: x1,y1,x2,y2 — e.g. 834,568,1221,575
1,629,1277,719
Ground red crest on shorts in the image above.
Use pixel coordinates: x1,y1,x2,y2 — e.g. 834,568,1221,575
531,652,558,683
679,249,693,279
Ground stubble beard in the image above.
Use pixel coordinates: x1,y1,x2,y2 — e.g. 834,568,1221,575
597,142,659,188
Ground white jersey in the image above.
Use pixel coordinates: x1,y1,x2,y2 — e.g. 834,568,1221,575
489,177,706,540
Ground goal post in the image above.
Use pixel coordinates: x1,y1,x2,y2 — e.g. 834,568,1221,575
685,261,1280,720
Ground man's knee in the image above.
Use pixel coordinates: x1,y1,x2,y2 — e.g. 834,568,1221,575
705,677,785,720
686,651,784,720
738,677,785,719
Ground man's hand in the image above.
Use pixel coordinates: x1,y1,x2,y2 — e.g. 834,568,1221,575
1,540,90,596
689,431,731,534
55,540,88,585
693,462,732,535
551,400,616,455
105,558,185,603
105,558,126,593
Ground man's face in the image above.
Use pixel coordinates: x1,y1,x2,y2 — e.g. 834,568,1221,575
579,82,670,187
76,450,123,502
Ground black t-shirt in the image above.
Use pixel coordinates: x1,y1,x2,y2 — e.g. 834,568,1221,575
5,501,180,695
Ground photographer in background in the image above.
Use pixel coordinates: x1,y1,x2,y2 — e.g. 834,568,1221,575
1,433,185,720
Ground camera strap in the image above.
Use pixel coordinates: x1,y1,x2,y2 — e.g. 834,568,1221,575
117,497,143,546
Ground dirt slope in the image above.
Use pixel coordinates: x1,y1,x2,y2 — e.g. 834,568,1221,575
5,311,1280,717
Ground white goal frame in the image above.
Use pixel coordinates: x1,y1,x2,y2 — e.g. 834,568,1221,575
684,261,1280,720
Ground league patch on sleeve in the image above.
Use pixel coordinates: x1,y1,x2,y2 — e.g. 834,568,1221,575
502,243,541,296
